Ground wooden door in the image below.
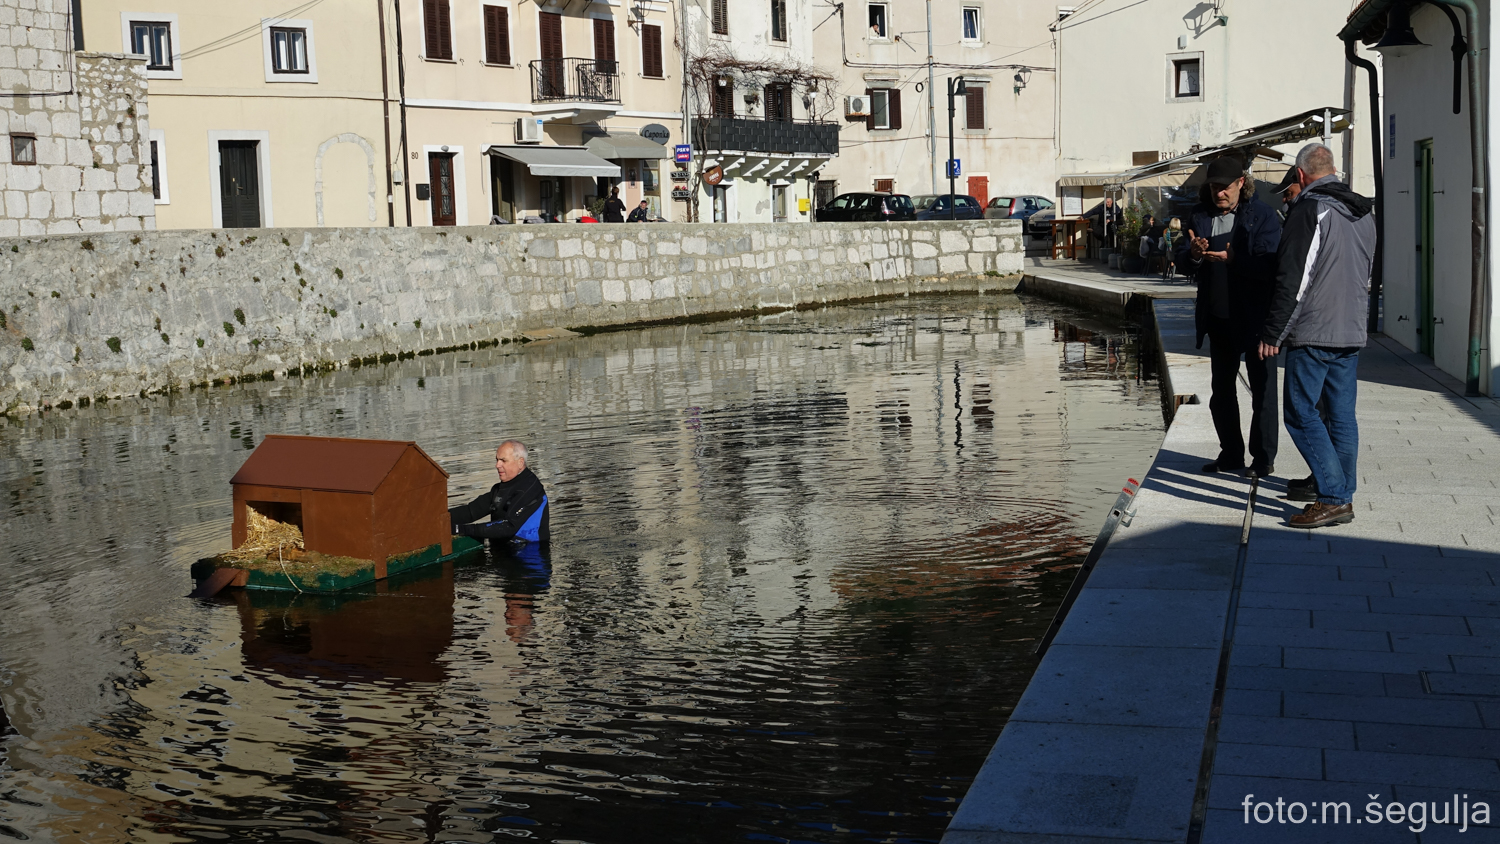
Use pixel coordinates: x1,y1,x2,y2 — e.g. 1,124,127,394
491,155,515,222
539,12,563,97
967,176,988,207
1416,139,1435,357
218,141,261,228
428,153,457,226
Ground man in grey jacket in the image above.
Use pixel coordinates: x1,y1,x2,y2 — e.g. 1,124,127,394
1258,144,1376,528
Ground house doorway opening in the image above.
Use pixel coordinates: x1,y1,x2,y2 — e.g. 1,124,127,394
218,141,261,228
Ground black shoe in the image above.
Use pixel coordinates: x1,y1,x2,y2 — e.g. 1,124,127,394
1248,463,1274,479
1287,475,1318,502
1202,461,1246,474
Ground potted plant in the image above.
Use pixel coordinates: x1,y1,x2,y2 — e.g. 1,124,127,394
1117,199,1151,273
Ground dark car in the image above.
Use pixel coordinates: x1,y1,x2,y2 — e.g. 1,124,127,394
1025,206,1056,239
815,192,916,222
984,194,1054,222
911,194,983,221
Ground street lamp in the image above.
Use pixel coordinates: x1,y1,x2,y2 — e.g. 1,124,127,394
946,76,966,220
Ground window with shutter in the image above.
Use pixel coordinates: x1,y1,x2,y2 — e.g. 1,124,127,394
770,0,787,41
714,76,734,116
483,5,510,65
423,0,453,60
642,24,663,78
712,0,728,34
593,17,616,72
888,87,902,130
965,85,984,129
874,178,894,193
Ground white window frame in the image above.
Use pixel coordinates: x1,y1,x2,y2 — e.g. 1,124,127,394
422,144,469,226
261,18,318,83
870,88,892,130
960,6,981,42
149,128,169,204
422,0,456,62
640,21,664,78
207,130,273,228
867,2,888,39
1167,51,1204,103
479,1,514,67
119,12,181,80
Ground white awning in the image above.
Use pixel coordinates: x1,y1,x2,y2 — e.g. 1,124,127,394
1058,172,1127,187
485,144,620,177
583,133,673,160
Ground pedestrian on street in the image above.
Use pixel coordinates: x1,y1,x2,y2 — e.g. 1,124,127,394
602,187,626,223
1259,143,1376,529
1174,156,1283,477
627,200,651,222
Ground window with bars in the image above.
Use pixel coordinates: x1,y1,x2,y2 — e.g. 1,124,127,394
642,24,664,78
484,5,511,64
130,21,173,70
770,0,787,41
961,6,980,40
965,84,984,129
423,0,453,60
866,87,900,130
712,0,728,35
269,27,308,73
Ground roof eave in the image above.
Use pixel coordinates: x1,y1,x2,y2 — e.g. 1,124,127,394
1339,0,1395,41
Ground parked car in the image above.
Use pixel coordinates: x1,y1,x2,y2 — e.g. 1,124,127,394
1025,207,1056,239
984,195,1054,222
815,192,916,222
911,194,983,220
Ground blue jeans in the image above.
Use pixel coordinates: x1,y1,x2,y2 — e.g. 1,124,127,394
1283,346,1360,505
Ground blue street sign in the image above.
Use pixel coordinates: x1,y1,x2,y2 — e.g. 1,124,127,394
947,159,961,178
675,144,692,163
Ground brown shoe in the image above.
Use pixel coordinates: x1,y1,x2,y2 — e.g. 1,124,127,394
1288,501,1355,529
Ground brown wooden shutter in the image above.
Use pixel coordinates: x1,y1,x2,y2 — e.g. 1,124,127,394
865,87,874,130
484,5,510,65
714,76,733,116
423,0,452,60
888,88,902,130
642,25,663,77
594,17,616,67
540,12,563,59
965,85,984,129
712,0,728,34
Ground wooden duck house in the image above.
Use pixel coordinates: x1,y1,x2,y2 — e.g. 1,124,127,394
230,435,453,577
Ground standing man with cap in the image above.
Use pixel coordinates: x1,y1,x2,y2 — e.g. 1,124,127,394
1174,156,1283,477
1259,143,1376,528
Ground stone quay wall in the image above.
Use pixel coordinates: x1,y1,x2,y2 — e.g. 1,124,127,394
0,220,1023,412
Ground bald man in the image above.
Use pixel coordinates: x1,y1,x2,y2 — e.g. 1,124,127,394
448,440,550,544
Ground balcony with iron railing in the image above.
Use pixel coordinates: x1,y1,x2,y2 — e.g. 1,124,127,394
530,57,622,104
695,116,840,157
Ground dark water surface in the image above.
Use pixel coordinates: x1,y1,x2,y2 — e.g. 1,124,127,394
0,295,1160,844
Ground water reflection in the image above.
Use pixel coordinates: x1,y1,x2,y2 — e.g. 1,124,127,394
0,295,1161,843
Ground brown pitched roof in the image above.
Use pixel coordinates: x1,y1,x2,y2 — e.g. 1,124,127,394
231,435,447,493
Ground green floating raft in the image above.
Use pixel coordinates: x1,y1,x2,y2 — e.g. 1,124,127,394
192,536,485,596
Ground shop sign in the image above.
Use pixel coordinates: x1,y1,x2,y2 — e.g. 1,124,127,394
703,165,724,186
674,144,692,163
640,123,672,144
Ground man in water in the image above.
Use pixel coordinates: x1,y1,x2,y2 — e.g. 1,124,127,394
449,440,549,544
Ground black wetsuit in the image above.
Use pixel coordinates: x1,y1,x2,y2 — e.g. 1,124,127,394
448,468,549,542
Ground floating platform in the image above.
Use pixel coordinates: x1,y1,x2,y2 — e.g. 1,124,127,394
192,536,484,596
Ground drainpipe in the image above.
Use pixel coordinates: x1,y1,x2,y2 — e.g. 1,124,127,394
1344,38,1384,334
393,0,414,227
1426,0,1487,395
377,0,396,226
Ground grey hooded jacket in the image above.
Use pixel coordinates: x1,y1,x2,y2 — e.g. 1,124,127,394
1261,175,1376,349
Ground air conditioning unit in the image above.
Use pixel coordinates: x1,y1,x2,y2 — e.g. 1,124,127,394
515,117,544,144
844,95,870,118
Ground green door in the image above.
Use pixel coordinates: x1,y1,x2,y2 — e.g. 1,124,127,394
1415,139,1435,357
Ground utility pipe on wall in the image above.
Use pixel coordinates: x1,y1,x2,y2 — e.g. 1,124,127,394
393,0,414,227
1344,38,1384,334
1426,0,1488,395
377,0,396,227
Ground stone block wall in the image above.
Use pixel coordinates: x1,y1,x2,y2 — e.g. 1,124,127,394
0,219,1023,413
1,0,154,236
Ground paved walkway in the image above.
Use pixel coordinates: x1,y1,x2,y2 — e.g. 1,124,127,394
947,265,1500,843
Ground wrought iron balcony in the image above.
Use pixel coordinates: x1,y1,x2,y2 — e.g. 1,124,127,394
530,57,621,104
695,116,839,156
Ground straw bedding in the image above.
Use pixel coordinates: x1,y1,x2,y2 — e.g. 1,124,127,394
213,510,373,578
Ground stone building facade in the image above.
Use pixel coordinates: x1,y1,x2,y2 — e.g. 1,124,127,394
1,0,154,236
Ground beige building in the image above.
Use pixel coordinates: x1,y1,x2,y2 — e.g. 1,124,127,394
76,0,683,229
815,0,1057,209
1,0,155,236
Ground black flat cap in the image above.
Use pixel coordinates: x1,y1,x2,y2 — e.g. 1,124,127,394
1275,167,1300,193
1205,157,1246,185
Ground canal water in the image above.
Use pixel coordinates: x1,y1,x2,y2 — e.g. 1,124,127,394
0,294,1161,844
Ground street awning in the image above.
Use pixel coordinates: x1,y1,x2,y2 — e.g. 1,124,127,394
583,133,672,160
485,144,620,177
1058,172,1127,187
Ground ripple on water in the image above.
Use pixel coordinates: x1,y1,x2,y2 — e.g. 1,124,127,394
0,295,1160,843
